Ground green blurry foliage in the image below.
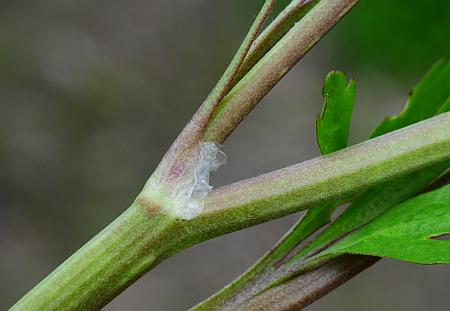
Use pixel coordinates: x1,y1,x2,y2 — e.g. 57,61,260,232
331,0,450,76
316,71,356,155
237,0,449,77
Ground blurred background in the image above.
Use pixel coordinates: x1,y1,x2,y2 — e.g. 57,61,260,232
1,0,449,310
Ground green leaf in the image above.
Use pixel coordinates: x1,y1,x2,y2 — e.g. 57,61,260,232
322,184,450,264
292,59,450,261
316,71,356,155
371,58,450,138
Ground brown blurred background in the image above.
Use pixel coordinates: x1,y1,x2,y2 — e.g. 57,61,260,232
1,0,449,310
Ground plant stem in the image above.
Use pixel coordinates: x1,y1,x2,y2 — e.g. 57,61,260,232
10,203,178,311
193,112,450,235
234,255,379,311
11,1,363,309
152,0,274,190
233,0,319,84
204,0,359,142
191,172,450,311
11,112,450,310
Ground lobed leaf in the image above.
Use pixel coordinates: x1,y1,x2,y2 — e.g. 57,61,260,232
316,71,356,155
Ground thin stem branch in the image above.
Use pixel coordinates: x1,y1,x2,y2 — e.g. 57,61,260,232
152,0,274,187
204,0,359,142
233,0,319,84
205,0,275,111
236,255,379,311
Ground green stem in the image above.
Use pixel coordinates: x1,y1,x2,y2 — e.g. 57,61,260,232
196,113,450,235
11,112,450,310
10,203,178,311
152,0,274,190
234,255,379,311
233,0,319,84
204,0,359,142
